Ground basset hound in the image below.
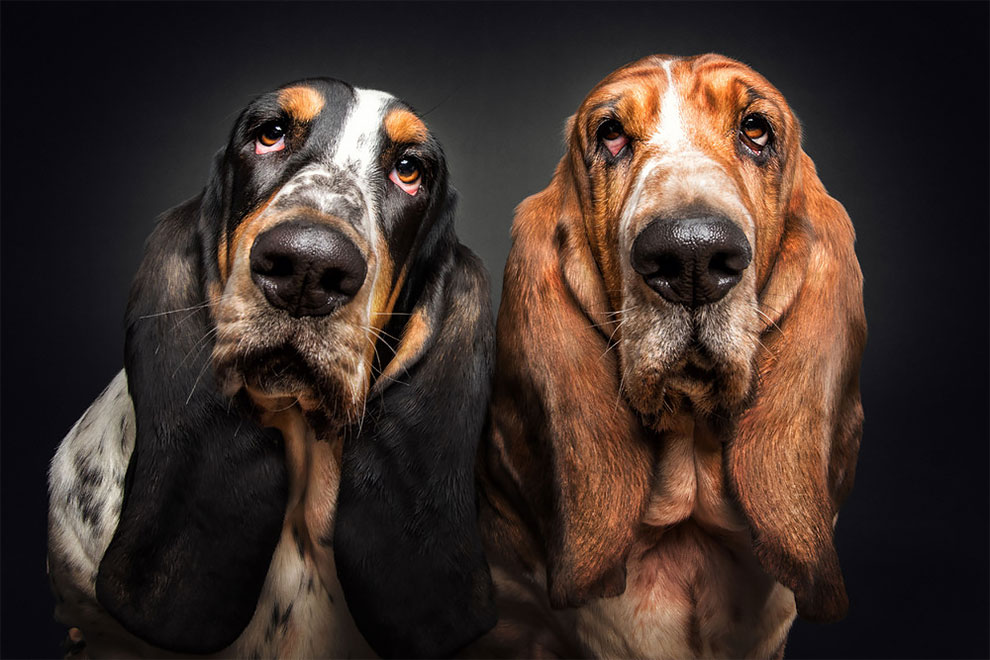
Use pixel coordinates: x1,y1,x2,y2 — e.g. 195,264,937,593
47,79,496,658
473,54,866,658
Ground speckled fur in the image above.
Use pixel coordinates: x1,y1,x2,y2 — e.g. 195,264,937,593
48,372,372,658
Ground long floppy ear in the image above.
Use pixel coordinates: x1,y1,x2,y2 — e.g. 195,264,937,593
95,165,288,653
484,160,655,609
333,203,497,657
726,152,866,622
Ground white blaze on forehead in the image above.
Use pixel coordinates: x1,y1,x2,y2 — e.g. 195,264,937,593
343,87,393,400
334,87,392,244
618,58,695,240
621,59,755,249
269,88,393,226
649,59,694,152
332,88,393,175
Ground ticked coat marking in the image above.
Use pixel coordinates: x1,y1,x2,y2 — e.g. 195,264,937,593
49,373,365,658
49,81,496,658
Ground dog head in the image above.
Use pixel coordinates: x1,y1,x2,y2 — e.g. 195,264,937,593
97,80,495,656
491,55,865,621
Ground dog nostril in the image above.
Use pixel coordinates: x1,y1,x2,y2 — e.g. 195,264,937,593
320,268,352,297
708,251,747,278
654,253,682,280
256,255,294,279
271,256,294,278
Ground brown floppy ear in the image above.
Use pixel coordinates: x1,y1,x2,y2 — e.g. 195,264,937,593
726,152,866,622
485,159,655,609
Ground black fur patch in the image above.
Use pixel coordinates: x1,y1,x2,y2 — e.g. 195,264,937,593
335,245,497,658
95,201,288,654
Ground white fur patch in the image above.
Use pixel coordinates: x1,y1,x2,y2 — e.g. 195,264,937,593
649,59,692,152
338,87,391,401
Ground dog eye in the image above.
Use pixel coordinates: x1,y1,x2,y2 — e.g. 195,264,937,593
597,119,629,157
740,114,771,150
390,156,422,195
255,121,286,154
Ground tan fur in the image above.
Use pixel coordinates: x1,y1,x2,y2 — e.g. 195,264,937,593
255,396,345,603
279,86,326,123
215,202,376,419
375,303,429,390
383,108,428,145
364,235,396,388
226,190,280,286
217,226,228,283
473,53,865,657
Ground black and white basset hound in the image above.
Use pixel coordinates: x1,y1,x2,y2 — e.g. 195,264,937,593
47,79,496,658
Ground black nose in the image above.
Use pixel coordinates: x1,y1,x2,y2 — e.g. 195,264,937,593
630,216,752,307
250,220,367,317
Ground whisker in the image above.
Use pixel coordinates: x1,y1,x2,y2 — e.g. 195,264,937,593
270,398,299,414
752,303,785,336
185,347,217,405
360,326,411,382
173,327,221,376
363,324,404,344
605,307,638,318
615,365,629,412
599,318,627,360
139,293,235,319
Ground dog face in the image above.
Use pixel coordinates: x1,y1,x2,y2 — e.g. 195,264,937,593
204,80,449,428
567,54,803,422
488,53,864,622
94,79,495,657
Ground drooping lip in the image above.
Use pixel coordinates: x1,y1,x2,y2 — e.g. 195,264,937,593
216,344,319,401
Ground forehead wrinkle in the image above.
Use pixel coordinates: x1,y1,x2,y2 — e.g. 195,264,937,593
596,64,665,91
583,74,663,131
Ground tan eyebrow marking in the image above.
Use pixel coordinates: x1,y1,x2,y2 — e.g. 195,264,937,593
278,86,325,122
384,108,428,145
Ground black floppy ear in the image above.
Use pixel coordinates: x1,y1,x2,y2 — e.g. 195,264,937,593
334,225,497,657
95,169,287,653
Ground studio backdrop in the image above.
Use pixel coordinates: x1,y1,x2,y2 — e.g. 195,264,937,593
2,2,987,658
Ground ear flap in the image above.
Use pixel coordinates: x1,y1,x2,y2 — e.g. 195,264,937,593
484,163,656,609
333,239,497,658
726,153,866,622
95,194,287,652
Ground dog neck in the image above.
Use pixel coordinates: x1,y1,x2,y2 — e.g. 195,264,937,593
641,409,748,534
256,398,343,595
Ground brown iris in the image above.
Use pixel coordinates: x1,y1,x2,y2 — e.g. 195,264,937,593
395,156,421,184
740,114,771,149
258,121,285,147
598,119,623,141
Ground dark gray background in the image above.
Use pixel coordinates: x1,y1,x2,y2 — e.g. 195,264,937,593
3,2,987,657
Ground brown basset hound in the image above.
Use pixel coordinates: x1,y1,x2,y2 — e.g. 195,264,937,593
472,54,866,658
